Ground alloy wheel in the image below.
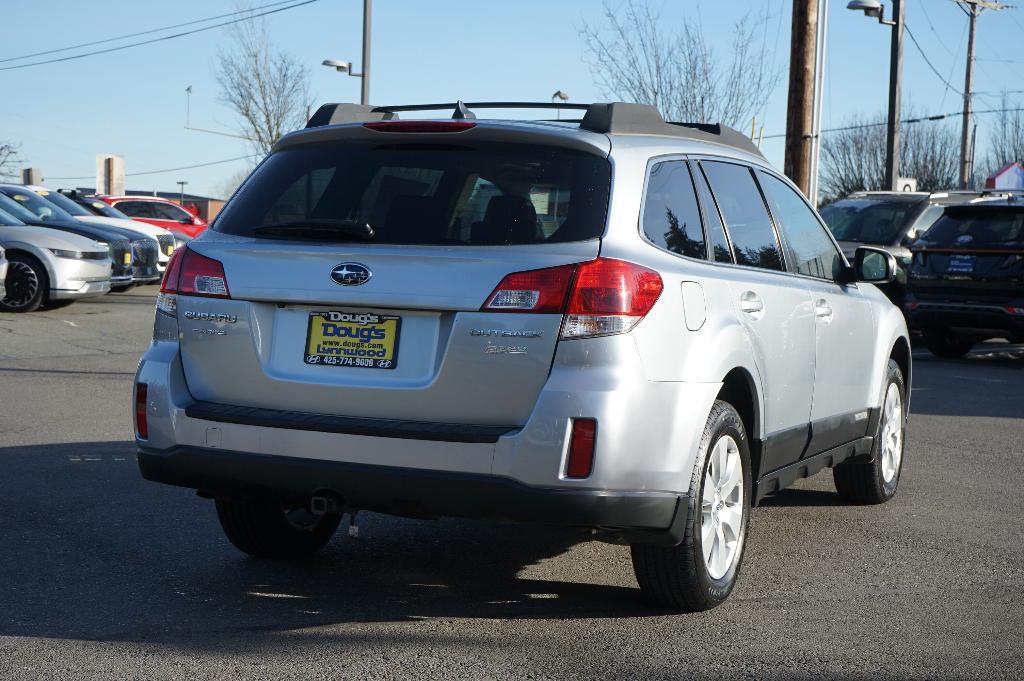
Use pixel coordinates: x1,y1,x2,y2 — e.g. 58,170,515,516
701,434,744,580
4,261,39,308
880,382,904,483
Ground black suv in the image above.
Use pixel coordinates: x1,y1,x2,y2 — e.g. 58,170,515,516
819,191,1005,304
906,199,1024,357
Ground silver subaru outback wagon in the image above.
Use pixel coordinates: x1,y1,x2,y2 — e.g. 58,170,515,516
134,102,910,612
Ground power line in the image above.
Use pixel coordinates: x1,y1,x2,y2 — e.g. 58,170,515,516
761,106,1024,140
0,0,299,64
47,154,259,181
0,0,321,72
903,24,964,96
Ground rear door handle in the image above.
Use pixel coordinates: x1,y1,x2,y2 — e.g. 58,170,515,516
740,291,764,316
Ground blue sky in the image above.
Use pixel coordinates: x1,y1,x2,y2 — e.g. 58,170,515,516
2,0,1023,197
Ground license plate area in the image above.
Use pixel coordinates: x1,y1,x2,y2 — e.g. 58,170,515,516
304,310,402,370
947,254,976,274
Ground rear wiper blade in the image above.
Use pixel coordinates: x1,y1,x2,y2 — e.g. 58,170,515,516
253,219,375,241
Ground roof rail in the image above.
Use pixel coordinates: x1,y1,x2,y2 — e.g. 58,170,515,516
304,101,764,157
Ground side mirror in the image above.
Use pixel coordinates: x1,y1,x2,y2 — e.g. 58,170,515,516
854,246,897,284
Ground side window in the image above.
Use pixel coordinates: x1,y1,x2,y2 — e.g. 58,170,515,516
701,161,784,271
758,171,842,280
692,162,734,263
641,160,706,259
116,201,155,219
153,202,193,222
909,204,944,242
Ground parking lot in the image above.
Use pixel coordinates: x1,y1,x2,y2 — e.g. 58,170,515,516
1,289,1022,680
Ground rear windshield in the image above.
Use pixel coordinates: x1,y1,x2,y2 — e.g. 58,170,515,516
818,198,921,244
920,207,1024,247
214,142,611,245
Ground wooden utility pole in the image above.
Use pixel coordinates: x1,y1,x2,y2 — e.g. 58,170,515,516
784,0,818,196
957,0,1010,189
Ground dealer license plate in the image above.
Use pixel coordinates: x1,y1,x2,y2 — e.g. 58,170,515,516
304,310,401,370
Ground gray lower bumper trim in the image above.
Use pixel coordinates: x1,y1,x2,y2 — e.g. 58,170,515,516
138,445,685,543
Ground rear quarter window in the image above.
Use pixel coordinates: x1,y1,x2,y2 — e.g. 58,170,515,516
214,142,611,246
641,160,706,259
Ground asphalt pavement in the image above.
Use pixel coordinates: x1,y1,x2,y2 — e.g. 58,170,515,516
1,289,1022,680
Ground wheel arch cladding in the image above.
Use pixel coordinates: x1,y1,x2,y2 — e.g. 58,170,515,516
716,367,761,481
889,335,912,409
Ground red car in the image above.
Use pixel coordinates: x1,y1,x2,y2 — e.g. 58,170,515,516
97,196,208,238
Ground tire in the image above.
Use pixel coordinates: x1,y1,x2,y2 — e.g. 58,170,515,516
631,400,752,612
924,330,973,358
833,359,906,504
0,253,48,313
215,496,341,559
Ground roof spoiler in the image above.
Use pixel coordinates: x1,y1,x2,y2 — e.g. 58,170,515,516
305,101,764,158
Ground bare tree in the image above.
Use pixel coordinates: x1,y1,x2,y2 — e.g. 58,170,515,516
0,142,18,180
819,112,960,204
215,10,311,155
981,96,1024,182
579,1,781,128
216,165,255,200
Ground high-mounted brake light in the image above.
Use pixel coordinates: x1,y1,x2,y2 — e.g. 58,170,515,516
363,121,476,133
480,257,663,339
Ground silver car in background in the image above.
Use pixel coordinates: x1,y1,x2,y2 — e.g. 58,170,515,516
135,102,911,612
0,206,111,312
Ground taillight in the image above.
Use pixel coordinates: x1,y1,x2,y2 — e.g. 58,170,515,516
363,121,475,133
1005,306,1024,316
561,258,663,338
156,248,184,317
566,419,597,479
177,248,230,298
481,258,663,339
135,383,148,440
481,263,577,313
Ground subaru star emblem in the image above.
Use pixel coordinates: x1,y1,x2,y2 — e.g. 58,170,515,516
331,262,372,286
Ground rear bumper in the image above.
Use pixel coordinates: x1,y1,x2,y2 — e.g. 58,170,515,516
907,300,1024,338
138,444,687,545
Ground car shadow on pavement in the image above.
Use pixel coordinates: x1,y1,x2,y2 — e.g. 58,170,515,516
757,487,848,508
0,441,662,650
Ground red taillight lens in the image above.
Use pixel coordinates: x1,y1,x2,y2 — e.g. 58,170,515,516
1005,306,1024,316
480,258,663,338
566,258,663,316
562,258,663,338
481,263,577,313
177,248,230,298
566,419,597,479
135,383,148,440
363,121,476,133
159,248,184,293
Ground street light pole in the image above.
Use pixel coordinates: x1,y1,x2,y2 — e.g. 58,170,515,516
847,1,903,191
884,0,904,192
361,0,371,106
176,181,188,206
